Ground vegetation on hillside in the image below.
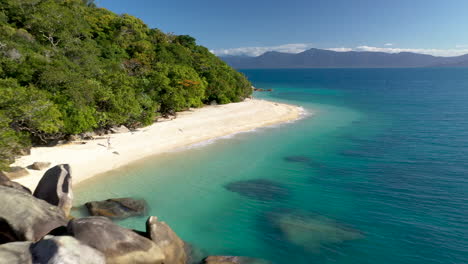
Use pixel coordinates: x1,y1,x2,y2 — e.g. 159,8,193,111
0,0,252,170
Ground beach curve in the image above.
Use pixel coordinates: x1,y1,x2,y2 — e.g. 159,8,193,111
12,99,305,191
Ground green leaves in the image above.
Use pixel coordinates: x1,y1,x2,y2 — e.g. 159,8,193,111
0,0,252,169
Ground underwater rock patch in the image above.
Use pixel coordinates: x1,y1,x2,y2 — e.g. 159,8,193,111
283,155,311,163
269,210,363,252
224,179,289,201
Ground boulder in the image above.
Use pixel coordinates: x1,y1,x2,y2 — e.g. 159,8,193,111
17,147,31,156
0,174,31,194
33,164,73,216
31,235,106,264
146,216,187,264
224,179,289,201
110,125,130,134
30,162,51,171
85,198,147,219
0,186,67,243
0,166,29,179
0,242,33,264
202,256,271,264
67,217,165,264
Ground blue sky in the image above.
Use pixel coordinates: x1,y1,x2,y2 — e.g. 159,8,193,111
96,0,468,57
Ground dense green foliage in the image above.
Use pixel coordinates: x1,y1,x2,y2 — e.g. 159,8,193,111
0,0,252,170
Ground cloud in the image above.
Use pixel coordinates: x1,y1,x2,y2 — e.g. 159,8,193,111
326,47,353,52
211,43,313,57
353,46,468,57
384,43,394,46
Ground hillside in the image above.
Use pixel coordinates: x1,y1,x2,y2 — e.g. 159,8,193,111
0,0,252,170
221,48,468,68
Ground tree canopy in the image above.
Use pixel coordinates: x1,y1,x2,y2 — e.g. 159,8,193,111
0,0,252,170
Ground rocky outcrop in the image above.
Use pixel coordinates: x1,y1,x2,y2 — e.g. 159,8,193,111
29,162,51,171
146,216,187,264
68,217,165,264
202,256,271,264
110,125,130,134
0,241,33,264
0,166,29,179
0,186,67,243
0,173,31,194
85,198,147,219
31,235,106,264
224,179,289,201
33,164,73,216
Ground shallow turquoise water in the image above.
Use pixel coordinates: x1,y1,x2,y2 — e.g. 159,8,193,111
75,68,468,264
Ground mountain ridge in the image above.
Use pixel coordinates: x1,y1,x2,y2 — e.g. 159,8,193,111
220,48,468,68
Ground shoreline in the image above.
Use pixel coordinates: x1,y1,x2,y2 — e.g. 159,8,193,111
12,99,305,191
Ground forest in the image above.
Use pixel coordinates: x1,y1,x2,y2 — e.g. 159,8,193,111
0,0,252,170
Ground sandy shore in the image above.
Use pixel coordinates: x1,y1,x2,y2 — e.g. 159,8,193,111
12,99,303,191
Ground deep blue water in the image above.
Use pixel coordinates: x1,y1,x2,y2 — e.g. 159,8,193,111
76,68,468,264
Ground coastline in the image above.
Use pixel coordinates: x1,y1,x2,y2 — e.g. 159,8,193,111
12,99,304,191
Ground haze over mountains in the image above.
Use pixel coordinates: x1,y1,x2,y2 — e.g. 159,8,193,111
220,48,468,68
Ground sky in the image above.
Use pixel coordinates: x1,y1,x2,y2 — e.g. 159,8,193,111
96,0,468,57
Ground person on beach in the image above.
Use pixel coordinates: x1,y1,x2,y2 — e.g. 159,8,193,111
107,137,111,150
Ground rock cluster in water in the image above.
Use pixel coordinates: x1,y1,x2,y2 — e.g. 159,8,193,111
0,164,263,264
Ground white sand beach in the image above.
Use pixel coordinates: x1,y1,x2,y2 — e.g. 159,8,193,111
12,99,304,191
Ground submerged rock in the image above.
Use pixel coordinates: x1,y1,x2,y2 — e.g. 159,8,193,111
33,164,73,216
146,216,187,264
283,155,311,163
224,179,289,201
67,217,165,264
85,198,147,219
0,186,67,243
202,256,271,264
184,242,208,264
270,210,363,252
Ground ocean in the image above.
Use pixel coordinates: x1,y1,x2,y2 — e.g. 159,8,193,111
75,68,468,264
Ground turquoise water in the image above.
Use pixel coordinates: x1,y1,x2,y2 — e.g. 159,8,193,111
75,68,468,264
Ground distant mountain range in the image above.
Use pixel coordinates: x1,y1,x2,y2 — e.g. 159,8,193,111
220,48,468,68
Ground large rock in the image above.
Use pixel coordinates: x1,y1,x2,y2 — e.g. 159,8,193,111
146,216,186,264
33,164,73,216
67,217,165,264
30,162,51,170
0,166,29,179
31,235,106,264
0,173,31,194
85,198,147,219
224,179,289,201
110,125,130,134
0,242,33,264
0,186,67,243
202,256,271,264
0,236,106,264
